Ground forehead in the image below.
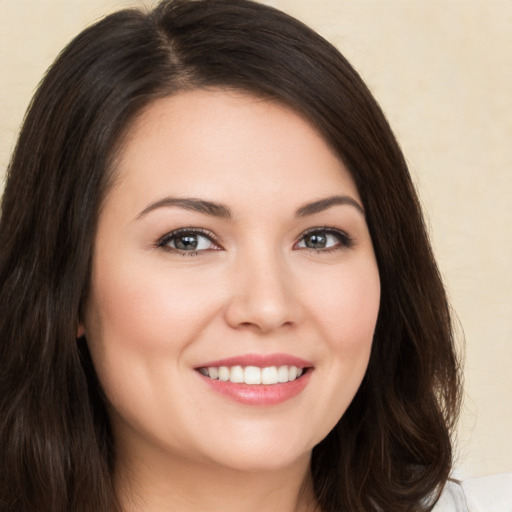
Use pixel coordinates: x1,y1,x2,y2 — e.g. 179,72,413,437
110,89,360,215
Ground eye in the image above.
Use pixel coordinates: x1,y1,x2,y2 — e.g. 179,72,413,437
295,228,353,251
157,228,221,254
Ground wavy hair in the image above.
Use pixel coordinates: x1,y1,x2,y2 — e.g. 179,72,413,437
0,1,461,511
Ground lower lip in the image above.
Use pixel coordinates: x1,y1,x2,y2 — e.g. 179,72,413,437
199,371,312,406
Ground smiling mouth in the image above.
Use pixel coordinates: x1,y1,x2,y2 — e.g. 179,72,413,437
197,365,308,385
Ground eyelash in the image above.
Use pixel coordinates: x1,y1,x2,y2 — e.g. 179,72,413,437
296,227,354,253
156,228,222,257
156,226,354,256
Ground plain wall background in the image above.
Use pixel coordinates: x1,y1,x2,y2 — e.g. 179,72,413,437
1,0,511,479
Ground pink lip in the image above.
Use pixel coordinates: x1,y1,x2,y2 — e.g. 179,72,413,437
195,353,314,406
199,373,312,406
196,353,313,369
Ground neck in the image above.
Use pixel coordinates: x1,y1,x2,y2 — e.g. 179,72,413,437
115,444,317,512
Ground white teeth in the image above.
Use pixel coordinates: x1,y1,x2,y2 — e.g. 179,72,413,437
218,366,230,381
199,365,305,385
244,366,261,385
261,366,278,385
230,365,244,383
277,365,289,383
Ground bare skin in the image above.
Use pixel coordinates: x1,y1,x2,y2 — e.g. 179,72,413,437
82,89,380,512
115,439,316,512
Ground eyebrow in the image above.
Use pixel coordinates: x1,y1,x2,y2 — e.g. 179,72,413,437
136,194,364,220
295,195,365,217
136,197,232,219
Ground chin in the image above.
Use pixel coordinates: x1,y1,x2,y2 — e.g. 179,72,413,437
193,424,318,474
208,446,312,474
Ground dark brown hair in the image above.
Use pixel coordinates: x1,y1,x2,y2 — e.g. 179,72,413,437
0,1,461,511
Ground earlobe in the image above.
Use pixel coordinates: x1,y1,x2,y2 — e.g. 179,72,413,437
77,323,85,339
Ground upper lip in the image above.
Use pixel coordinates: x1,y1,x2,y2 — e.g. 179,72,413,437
195,353,313,369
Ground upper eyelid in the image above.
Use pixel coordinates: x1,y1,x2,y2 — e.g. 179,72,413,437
299,226,347,236
297,226,351,241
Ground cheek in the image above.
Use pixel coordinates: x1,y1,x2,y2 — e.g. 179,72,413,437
311,261,380,351
83,259,222,430
82,258,223,417
305,260,380,422
85,257,221,355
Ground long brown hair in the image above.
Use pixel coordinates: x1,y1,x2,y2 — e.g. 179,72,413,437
0,1,461,511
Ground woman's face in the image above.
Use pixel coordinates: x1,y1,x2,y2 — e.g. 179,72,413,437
82,89,380,474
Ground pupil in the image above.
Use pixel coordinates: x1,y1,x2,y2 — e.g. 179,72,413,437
176,235,198,250
306,233,326,248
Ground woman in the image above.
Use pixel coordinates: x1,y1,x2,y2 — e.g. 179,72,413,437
0,1,462,511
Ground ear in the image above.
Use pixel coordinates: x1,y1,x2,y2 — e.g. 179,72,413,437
77,322,86,339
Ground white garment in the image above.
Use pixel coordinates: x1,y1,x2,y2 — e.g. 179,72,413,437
433,474,512,512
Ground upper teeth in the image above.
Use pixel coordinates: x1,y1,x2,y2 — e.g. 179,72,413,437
198,365,304,385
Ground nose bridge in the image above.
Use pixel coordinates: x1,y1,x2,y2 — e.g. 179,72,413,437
225,243,299,333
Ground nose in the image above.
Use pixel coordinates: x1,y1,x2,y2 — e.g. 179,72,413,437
224,252,302,334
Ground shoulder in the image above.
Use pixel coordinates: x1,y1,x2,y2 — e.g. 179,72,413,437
432,473,512,512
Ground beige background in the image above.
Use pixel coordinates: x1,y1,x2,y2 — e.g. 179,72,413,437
1,0,510,479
